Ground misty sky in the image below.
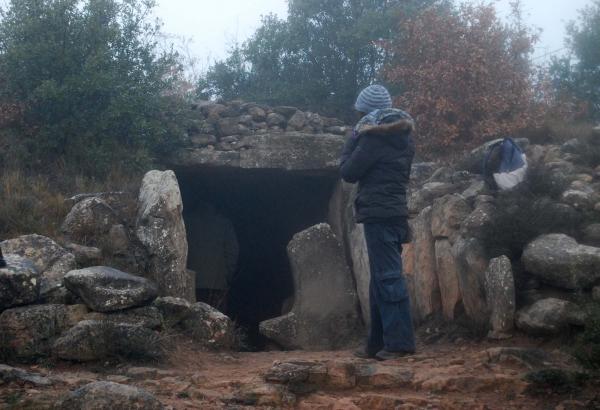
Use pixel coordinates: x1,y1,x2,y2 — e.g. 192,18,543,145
155,0,595,66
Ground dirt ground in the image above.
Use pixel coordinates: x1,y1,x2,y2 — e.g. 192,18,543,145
1,335,599,409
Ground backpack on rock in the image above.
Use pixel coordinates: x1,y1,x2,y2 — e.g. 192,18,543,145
482,138,528,190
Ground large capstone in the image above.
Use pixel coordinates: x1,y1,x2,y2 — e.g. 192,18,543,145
259,224,362,350
516,298,585,335
64,267,158,312
0,255,40,311
522,234,600,290
136,170,193,302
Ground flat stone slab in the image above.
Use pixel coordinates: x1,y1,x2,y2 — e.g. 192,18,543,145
64,266,158,312
171,132,344,172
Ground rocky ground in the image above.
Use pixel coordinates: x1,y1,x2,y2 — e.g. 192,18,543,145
1,334,598,410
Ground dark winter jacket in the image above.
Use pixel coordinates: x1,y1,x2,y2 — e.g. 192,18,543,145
340,109,415,223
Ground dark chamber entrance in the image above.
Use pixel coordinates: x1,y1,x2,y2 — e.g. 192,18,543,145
177,168,338,349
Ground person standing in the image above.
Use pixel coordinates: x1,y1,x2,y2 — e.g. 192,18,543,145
340,85,416,360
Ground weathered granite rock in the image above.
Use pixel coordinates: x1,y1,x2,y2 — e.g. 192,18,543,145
1,235,77,300
452,237,489,326
64,267,158,312
172,133,344,172
0,304,87,359
56,381,164,410
431,194,471,239
0,364,52,386
152,296,192,327
461,201,496,239
64,243,103,266
582,224,600,247
522,234,600,290
408,182,458,215
62,197,121,244
434,240,462,320
484,256,516,339
259,224,362,350
53,320,162,361
328,181,371,325
561,189,593,209
412,207,441,320
0,255,40,310
287,111,306,130
179,302,234,350
84,306,163,330
136,170,192,302
516,298,585,335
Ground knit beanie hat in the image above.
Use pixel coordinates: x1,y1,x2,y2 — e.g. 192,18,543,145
354,85,392,114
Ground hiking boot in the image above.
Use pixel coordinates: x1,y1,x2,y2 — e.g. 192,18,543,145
353,347,377,359
375,349,414,361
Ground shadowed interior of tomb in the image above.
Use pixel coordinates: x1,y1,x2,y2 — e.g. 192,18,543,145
177,168,338,349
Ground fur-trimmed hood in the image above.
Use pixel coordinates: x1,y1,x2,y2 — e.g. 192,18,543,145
354,108,414,148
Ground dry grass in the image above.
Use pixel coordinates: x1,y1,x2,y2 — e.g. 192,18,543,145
0,165,142,240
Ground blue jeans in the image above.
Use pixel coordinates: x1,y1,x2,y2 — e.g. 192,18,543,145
363,222,416,353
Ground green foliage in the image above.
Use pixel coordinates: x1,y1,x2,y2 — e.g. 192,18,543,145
199,0,444,120
549,0,600,120
0,0,186,176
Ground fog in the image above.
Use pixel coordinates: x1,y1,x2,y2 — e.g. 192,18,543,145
155,0,594,64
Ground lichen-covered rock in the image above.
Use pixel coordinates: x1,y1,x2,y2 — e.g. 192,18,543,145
0,304,87,359
135,170,192,302
582,223,600,247
484,256,515,339
64,243,103,266
408,182,458,215
431,194,471,239
53,320,162,362
260,224,362,350
452,237,489,326
411,207,441,320
64,267,158,312
516,298,585,335
152,296,192,327
56,381,164,410
179,302,234,350
84,306,163,330
0,255,40,310
434,240,462,320
522,234,600,290
61,197,121,244
0,364,52,386
1,235,76,301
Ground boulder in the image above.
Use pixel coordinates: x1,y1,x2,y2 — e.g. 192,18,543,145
582,223,600,247
259,224,362,350
434,240,462,320
61,197,121,244
0,304,87,359
53,320,162,361
152,296,192,327
64,243,103,266
484,256,516,339
64,267,158,312
56,381,164,410
178,302,235,350
516,298,585,335
522,234,600,290
1,234,77,301
411,207,441,320
0,364,52,386
452,237,489,326
287,111,307,130
136,170,192,302
431,194,471,239
460,201,496,239
83,306,163,330
0,255,40,310
408,182,458,215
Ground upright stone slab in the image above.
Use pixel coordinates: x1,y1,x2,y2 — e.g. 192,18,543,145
412,206,441,320
434,240,462,320
259,224,362,350
484,256,516,339
136,170,193,302
452,236,489,326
